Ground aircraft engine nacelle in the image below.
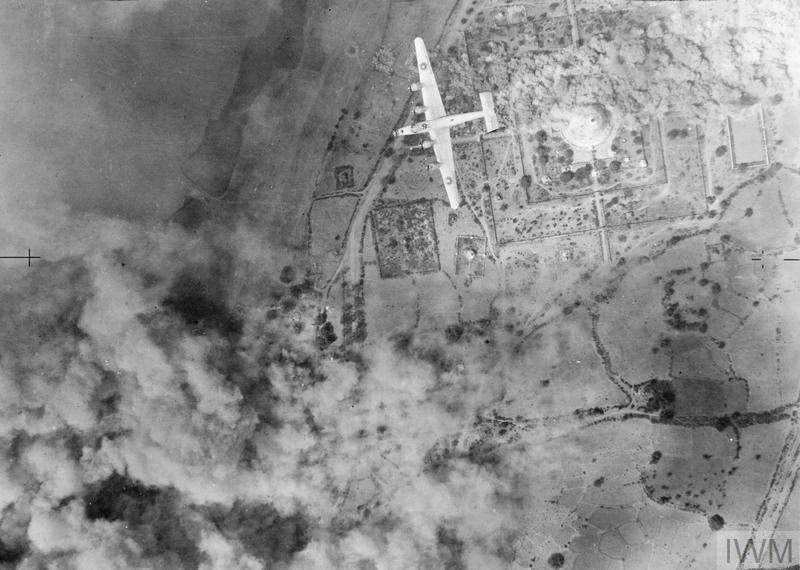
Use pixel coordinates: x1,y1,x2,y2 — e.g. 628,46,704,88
414,105,427,115
410,140,434,151
409,82,422,92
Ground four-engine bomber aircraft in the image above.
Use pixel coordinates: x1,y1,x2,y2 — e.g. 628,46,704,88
394,37,500,209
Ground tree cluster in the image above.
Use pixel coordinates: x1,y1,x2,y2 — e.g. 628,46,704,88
504,8,795,124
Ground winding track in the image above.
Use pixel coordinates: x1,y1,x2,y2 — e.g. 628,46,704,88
740,409,800,570
322,0,471,303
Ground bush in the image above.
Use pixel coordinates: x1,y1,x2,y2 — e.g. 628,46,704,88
280,296,297,312
317,322,337,347
547,552,565,568
279,265,296,283
708,514,725,531
444,324,464,342
574,164,592,179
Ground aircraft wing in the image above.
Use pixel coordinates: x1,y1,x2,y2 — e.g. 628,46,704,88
414,37,446,121
431,127,460,209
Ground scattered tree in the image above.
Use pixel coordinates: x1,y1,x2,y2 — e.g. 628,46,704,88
279,265,296,283
708,514,725,531
547,552,565,568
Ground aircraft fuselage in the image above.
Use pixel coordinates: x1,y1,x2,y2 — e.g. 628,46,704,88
394,111,485,137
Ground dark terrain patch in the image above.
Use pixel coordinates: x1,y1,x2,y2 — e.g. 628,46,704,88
672,377,747,417
436,526,466,570
181,0,311,207
279,265,297,283
170,197,212,230
0,539,27,565
162,270,242,338
84,473,200,569
274,0,308,70
206,501,310,564
181,117,243,198
90,368,121,420
636,379,676,419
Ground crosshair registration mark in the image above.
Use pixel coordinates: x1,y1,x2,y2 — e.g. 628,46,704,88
751,249,800,270
0,248,40,267
751,249,766,270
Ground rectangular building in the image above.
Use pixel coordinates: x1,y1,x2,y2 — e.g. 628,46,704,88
727,104,769,168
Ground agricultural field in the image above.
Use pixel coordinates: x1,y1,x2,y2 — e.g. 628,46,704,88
381,148,445,204
500,230,604,300
370,199,441,278
465,9,573,55
309,195,359,258
660,115,709,215
606,122,666,188
453,139,488,203
490,176,530,214
481,134,523,180
493,192,597,243
770,99,800,166
727,105,768,167
576,9,627,40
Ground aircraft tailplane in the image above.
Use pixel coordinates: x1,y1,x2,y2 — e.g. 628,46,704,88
479,91,499,133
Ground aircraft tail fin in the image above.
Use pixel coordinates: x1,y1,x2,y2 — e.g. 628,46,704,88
479,91,499,133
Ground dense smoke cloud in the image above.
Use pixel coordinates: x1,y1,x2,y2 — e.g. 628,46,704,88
0,203,532,567
0,0,529,555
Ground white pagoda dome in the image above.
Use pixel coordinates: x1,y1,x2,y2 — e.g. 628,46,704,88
561,104,614,149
